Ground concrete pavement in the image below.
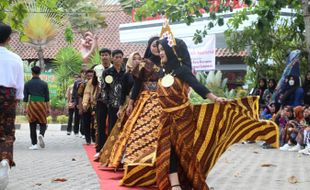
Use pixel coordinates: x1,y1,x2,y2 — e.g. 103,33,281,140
6,125,99,190
5,124,310,190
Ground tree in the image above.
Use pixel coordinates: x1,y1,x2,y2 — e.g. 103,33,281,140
133,0,310,71
0,0,27,30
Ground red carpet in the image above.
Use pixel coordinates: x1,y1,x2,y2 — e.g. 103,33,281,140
83,144,157,190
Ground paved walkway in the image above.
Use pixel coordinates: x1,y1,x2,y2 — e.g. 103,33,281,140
5,124,310,190
6,125,99,190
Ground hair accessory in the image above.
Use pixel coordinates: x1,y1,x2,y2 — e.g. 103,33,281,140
160,19,176,47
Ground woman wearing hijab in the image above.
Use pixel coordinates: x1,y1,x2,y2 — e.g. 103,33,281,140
98,52,140,164
281,75,304,107
262,79,277,106
156,37,279,190
106,37,163,186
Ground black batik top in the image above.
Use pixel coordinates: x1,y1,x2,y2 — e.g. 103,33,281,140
130,58,163,100
23,76,49,102
120,72,134,106
101,66,126,108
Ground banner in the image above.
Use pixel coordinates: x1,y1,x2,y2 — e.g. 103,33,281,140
183,35,216,71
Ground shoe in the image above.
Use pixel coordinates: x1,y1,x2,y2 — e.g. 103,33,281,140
288,144,301,152
279,144,291,151
94,152,100,159
74,133,79,137
81,135,85,139
67,131,71,135
94,152,100,162
29,144,38,150
0,159,10,190
38,135,45,148
298,147,310,155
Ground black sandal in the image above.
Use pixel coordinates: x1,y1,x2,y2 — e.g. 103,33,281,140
171,184,181,188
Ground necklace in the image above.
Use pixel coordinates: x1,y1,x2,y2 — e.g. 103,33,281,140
161,72,175,87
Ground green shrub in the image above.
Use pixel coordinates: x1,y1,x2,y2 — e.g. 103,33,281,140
47,116,53,124
56,115,68,124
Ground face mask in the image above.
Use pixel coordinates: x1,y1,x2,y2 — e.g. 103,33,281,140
288,80,294,86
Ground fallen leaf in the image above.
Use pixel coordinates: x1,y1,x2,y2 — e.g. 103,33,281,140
234,172,241,177
261,164,276,167
35,183,42,186
52,178,67,182
288,176,298,184
224,158,230,164
253,151,259,154
72,158,76,161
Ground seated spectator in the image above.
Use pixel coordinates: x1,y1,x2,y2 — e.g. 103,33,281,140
262,79,277,106
250,78,267,107
260,102,277,120
298,106,310,155
281,75,304,107
280,106,304,151
303,71,310,106
275,105,294,147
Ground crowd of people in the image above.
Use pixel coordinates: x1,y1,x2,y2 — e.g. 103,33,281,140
252,73,310,154
0,20,303,190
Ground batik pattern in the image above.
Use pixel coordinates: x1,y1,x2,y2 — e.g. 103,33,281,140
0,87,17,167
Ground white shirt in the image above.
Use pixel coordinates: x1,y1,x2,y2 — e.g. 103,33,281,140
94,63,112,84
0,46,24,99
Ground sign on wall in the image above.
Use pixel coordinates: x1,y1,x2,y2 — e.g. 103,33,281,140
183,35,216,71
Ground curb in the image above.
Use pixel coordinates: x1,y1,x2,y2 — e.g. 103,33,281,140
15,124,68,131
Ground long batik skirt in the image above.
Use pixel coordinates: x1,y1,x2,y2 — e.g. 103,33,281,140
0,86,17,167
156,78,279,190
107,91,162,186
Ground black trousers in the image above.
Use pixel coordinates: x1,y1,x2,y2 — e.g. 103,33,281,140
73,107,84,135
29,122,47,145
83,109,96,144
169,145,178,173
96,101,108,153
108,106,119,134
66,108,75,133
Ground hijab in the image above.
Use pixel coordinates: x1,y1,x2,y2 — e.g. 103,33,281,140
126,52,140,72
144,36,160,65
157,37,192,74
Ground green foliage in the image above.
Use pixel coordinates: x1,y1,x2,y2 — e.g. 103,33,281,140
0,0,27,31
190,71,236,104
53,47,83,99
63,0,107,33
64,26,74,45
225,1,308,83
47,116,53,123
56,115,68,124
134,0,310,84
50,96,66,109
89,50,101,67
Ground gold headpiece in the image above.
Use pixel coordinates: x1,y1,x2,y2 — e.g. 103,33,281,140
160,19,176,47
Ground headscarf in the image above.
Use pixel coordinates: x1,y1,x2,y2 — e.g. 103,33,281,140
126,52,140,72
268,79,277,93
157,37,192,74
143,36,160,65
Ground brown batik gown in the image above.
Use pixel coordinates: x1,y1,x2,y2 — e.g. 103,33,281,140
0,87,17,167
156,78,279,190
